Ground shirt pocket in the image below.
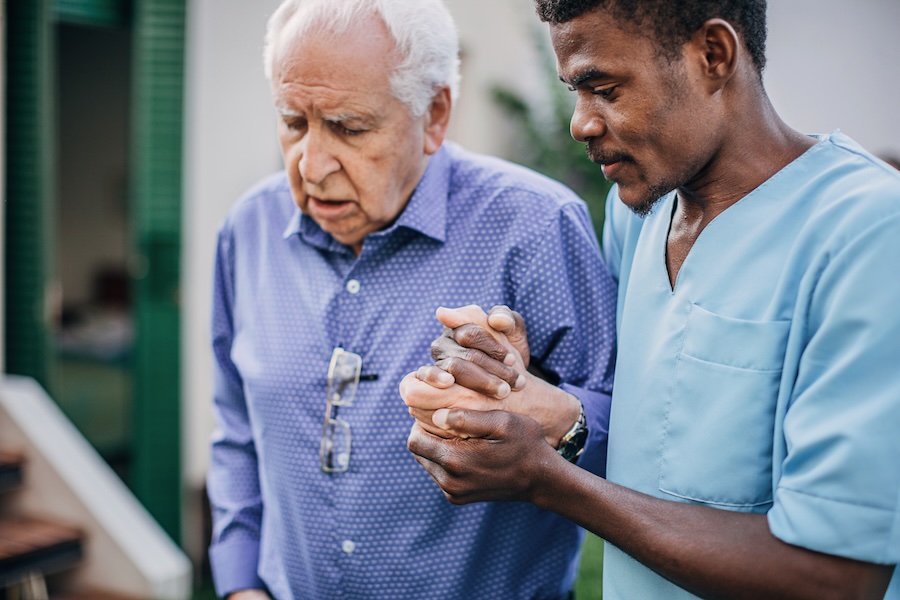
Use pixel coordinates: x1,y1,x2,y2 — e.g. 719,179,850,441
659,303,790,510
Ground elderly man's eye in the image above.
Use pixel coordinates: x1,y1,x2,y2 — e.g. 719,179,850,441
332,122,365,136
284,117,307,131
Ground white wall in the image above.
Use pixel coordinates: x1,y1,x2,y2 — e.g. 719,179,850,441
765,0,900,158
445,0,549,157
181,0,284,563
182,0,283,491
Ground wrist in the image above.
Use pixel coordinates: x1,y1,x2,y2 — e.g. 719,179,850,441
515,372,583,447
555,400,587,462
546,387,582,447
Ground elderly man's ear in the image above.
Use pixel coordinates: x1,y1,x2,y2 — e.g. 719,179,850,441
424,86,452,155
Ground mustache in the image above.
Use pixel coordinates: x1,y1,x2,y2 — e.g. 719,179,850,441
585,143,629,166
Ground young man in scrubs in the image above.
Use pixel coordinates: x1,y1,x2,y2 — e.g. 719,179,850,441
401,0,900,598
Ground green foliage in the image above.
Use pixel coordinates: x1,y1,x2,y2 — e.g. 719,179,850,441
575,532,605,599
490,34,611,239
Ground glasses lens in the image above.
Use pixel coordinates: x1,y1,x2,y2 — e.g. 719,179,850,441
329,350,361,406
321,417,351,472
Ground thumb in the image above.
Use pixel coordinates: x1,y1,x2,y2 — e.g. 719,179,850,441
432,407,508,440
435,305,489,330
487,306,530,364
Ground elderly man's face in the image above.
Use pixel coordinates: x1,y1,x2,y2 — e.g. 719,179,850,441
271,17,445,254
551,9,723,216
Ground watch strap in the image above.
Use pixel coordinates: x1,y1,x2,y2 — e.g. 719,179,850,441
556,403,588,463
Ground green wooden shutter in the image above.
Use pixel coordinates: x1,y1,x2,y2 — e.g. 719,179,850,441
55,0,130,27
129,0,185,542
4,0,55,389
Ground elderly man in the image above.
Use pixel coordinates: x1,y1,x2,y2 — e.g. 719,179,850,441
404,0,900,599
205,0,617,598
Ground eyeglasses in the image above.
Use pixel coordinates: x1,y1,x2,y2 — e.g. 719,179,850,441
320,347,362,472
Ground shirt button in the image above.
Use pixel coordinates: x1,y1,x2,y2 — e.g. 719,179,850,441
346,279,360,294
342,540,356,554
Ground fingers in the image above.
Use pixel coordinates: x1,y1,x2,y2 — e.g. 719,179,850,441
435,305,489,330
409,450,470,506
406,412,551,505
486,305,516,334
414,365,455,389
427,326,525,399
434,357,516,399
430,407,508,440
487,305,530,366
400,371,458,410
408,408,457,439
400,371,495,412
448,323,511,363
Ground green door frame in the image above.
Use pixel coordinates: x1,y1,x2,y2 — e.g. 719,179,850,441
129,0,187,542
3,0,186,543
4,0,55,390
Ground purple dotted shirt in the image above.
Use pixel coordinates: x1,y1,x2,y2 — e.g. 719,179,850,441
207,141,617,599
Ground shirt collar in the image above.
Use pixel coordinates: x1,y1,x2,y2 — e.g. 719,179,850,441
282,144,450,251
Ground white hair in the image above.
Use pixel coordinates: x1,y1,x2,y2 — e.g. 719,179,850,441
264,0,461,117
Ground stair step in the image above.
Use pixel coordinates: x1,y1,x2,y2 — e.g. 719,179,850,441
0,450,25,494
0,516,84,586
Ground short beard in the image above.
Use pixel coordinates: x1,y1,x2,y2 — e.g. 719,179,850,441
587,147,671,218
627,183,674,218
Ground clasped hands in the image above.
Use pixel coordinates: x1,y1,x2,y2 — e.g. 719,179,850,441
400,305,581,504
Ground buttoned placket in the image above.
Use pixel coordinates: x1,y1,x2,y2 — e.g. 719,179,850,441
329,253,368,577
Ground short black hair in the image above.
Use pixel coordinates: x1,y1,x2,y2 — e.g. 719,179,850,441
534,0,768,75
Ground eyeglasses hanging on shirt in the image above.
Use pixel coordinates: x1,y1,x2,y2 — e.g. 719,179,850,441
320,347,377,473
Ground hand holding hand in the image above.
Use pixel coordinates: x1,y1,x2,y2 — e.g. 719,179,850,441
429,305,530,399
402,304,581,447
406,408,561,505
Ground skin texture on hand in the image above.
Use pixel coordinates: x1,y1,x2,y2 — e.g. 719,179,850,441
430,305,527,398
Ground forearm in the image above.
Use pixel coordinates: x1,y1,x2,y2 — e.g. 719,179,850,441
533,462,893,600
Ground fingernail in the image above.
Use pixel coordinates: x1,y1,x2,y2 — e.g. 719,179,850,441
438,371,454,385
503,353,516,366
497,381,511,398
514,373,526,389
433,408,450,429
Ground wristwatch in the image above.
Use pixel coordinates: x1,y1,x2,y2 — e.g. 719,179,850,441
556,403,588,463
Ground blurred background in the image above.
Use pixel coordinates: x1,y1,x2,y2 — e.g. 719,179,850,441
1,0,898,598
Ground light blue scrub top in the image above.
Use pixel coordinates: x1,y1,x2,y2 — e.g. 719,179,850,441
600,131,900,599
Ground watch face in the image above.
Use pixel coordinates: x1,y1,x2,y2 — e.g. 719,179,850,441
560,427,588,461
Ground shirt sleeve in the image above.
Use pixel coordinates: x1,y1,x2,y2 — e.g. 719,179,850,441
560,383,612,476
515,199,618,478
206,222,268,595
768,213,900,565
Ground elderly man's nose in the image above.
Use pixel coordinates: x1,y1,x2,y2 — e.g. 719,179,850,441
298,133,340,184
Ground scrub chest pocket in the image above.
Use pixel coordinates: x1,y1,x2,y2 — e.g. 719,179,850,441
659,303,790,510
